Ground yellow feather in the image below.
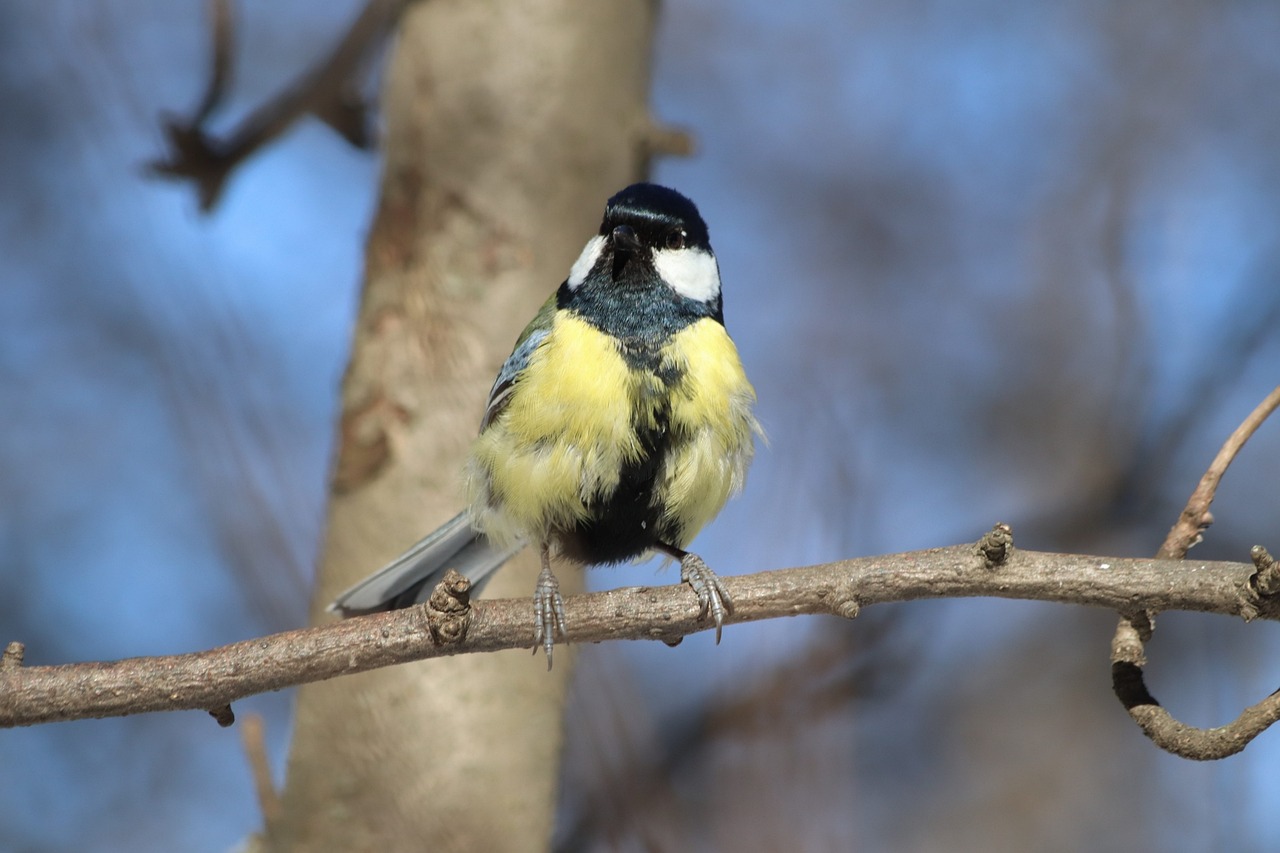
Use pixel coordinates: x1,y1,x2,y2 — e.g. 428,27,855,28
465,312,760,553
658,319,760,545
467,314,635,545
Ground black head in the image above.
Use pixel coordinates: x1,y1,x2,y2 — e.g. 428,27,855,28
600,183,712,254
562,183,723,318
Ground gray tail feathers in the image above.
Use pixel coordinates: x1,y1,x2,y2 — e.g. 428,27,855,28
327,511,525,616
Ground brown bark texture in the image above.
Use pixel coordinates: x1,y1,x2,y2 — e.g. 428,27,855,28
5,546,1280,730
267,3,656,850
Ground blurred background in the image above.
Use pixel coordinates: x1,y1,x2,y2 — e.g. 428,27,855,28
3,1,1280,850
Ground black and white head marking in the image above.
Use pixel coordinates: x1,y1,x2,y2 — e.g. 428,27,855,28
562,183,722,311
652,242,721,303
566,236,606,290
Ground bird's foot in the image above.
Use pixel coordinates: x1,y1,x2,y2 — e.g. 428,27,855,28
533,562,567,669
679,553,734,643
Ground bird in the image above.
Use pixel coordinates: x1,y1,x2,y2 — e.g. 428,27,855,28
329,182,762,666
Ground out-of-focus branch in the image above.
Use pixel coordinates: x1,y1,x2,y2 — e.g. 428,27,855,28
241,714,282,831
4,537,1278,730
1111,384,1280,760
148,0,409,210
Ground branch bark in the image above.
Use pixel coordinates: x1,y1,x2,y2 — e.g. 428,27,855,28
1110,384,1280,760
5,540,1278,729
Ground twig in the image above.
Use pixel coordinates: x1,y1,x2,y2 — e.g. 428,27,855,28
195,0,234,126
1111,385,1280,759
1157,384,1280,561
4,543,1278,730
241,714,283,829
148,0,408,210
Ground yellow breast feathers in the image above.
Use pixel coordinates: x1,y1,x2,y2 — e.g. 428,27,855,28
466,312,760,549
657,318,760,547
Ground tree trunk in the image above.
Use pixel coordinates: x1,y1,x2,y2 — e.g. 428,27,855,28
268,2,656,850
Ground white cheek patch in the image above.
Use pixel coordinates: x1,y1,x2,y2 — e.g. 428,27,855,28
566,235,606,289
653,247,721,303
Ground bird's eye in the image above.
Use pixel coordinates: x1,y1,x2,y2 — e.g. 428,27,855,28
665,229,687,250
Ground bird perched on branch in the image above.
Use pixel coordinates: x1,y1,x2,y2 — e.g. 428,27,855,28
330,183,762,666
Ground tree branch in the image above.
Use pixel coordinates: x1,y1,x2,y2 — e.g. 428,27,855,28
1111,384,1280,760
4,539,1278,729
147,0,408,211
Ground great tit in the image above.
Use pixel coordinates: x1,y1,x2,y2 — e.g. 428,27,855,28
330,182,761,665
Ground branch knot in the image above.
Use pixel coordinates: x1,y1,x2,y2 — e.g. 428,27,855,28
1,642,24,670
1249,545,1280,596
1238,545,1280,621
426,569,473,644
208,704,236,727
976,522,1014,568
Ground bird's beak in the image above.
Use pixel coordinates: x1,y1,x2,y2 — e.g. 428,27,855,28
611,224,643,255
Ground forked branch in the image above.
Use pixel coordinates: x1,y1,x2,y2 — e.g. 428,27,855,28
1111,384,1280,759
148,0,408,210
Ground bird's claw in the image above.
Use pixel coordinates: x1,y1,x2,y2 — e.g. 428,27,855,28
679,553,734,643
532,563,567,669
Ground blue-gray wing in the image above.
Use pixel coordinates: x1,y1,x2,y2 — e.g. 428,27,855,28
480,327,549,431
328,512,524,615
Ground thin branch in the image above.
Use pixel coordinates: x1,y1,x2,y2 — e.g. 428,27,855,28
241,714,282,830
148,0,409,210
4,542,1278,729
1111,384,1280,760
194,0,233,126
1158,384,1280,560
